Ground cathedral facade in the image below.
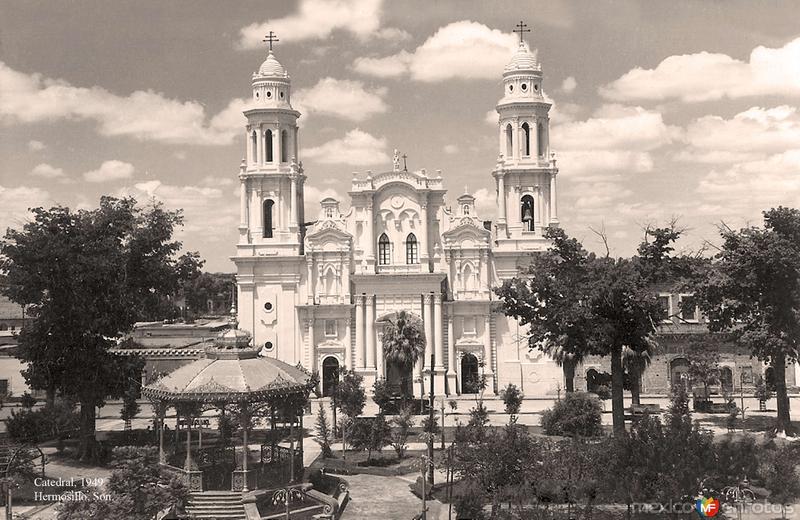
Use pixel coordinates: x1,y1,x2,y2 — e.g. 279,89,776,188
233,40,563,398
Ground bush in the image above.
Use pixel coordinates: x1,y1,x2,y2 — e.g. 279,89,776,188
452,478,486,520
499,384,524,414
390,406,415,459
7,401,79,443
541,392,603,437
315,406,334,458
372,378,394,413
349,414,391,463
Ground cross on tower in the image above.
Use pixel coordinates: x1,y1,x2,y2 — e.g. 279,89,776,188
263,31,279,51
513,21,530,43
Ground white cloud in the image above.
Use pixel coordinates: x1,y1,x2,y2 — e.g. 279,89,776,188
0,62,240,145
238,0,386,49
303,129,389,166
119,180,237,239
27,140,45,151
552,105,679,152
199,175,234,187
443,144,459,154
352,21,517,82
600,37,800,102
294,78,388,122
484,109,498,126
560,76,577,93
696,150,800,214
0,185,52,231
472,187,496,218
304,185,343,218
83,160,135,183
30,163,65,179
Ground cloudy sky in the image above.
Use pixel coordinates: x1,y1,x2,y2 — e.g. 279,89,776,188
2,0,799,271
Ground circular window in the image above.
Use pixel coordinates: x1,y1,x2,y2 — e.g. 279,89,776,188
508,84,514,92
264,341,274,351
521,83,527,91
280,91,285,99
266,91,272,98
534,84,539,91
255,92,259,98
264,302,273,312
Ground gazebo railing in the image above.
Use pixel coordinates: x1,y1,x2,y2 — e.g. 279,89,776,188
160,462,203,492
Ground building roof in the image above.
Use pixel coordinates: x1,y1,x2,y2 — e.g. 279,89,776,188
504,41,539,73
257,51,288,77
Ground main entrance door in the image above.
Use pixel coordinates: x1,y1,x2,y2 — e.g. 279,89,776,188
461,353,480,394
322,357,339,397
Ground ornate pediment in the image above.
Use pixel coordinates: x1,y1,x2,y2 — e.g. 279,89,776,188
442,217,491,248
305,220,352,250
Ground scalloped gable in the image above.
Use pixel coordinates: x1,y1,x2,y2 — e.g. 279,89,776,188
442,216,491,247
305,219,353,247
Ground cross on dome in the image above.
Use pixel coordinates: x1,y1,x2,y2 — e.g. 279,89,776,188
262,31,279,51
513,20,530,44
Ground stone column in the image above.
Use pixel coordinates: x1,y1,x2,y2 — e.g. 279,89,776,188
365,203,375,261
239,178,248,229
483,312,495,394
305,313,315,372
306,257,314,304
511,117,519,160
420,199,429,265
344,316,353,370
433,294,445,395
497,173,506,224
355,295,365,369
550,171,558,224
375,323,384,378
446,313,456,395
480,249,489,292
272,125,280,165
290,176,298,228
422,294,433,390
365,295,375,370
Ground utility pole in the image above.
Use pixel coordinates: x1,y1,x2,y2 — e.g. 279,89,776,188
428,352,435,485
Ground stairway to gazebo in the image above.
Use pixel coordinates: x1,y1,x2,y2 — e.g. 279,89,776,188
185,491,246,519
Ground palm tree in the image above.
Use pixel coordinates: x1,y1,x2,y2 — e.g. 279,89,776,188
623,340,656,405
382,311,426,399
545,344,584,393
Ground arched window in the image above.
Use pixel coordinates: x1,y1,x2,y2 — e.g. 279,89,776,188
537,122,545,157
378,233,391,265
281,129,289,162
521,195,535,232
521,122,531,156
251,131,258,162
463,205,470,215
265,130,273,162
263,199,274,238
405,233,418,264
505,124,513,158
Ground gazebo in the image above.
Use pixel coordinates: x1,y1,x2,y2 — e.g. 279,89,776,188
142,308,313,493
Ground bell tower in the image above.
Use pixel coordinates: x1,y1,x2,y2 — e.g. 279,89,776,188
492,22,559,262
238,31,305,255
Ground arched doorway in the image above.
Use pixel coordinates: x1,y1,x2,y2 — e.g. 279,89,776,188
322,357,339,397
461,353,480,394
670,357,690,390
719,366,733,392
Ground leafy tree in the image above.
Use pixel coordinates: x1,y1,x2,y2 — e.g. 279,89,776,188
381,310,425,399
687,342,720,402
499,383,524,414
759,443,800,518
390,405,415,459
315,405,333,458
371,377,394,414
56,446,188,520
182,271,235,318
692,207,800,435
120,359,144,432
332,369,365,460
0,197,202,460
496,227,596,392
349,414,391,463
540,392,603,438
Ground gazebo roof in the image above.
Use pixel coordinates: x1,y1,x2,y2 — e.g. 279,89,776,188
141,308,312,404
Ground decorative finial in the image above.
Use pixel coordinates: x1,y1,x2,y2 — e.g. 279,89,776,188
392,149,400,171
402,153,408,172
229,283,238,328
464,185,469,195
263,31,279,52
513,21,530,44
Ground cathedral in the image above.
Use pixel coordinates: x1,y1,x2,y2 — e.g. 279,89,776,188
233,37,563,398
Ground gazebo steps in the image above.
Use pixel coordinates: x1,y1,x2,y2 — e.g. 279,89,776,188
186,492,246,519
